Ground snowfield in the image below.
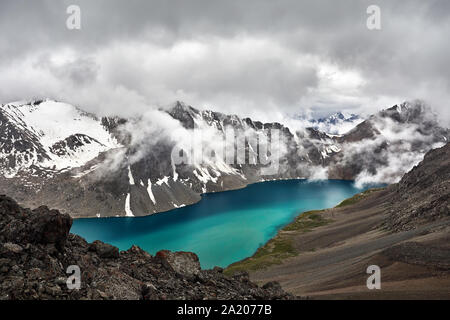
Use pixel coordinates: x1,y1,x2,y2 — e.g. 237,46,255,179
0,99,120,176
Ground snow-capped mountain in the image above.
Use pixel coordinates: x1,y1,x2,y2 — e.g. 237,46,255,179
317,112,360,124
292,111,364,135
0,99,448,218
328,101,449,186
0,99,120,178
314,112,363,135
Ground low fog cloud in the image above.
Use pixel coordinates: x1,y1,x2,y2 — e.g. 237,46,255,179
340,109,447,187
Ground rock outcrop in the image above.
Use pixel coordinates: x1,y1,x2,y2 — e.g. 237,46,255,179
0,195,293,300
386,142,450,231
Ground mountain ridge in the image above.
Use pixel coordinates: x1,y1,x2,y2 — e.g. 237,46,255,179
1,99,448,217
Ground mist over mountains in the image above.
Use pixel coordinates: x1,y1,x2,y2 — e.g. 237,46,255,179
0,99,448,218
289,111,363,135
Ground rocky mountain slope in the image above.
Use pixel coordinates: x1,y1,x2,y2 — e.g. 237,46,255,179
227,143,450,299
0,99,448,217
0,100,119,178
386,142,450,231
0,195,293,300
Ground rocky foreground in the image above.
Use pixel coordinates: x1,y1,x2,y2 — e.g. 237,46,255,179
0,195,293,300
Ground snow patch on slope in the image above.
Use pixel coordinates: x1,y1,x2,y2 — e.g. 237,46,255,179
127,165,135,185
124,193,134,217
146,179,156,204
0,100,120,177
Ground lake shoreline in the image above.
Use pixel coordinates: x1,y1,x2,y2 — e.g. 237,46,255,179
72,177,361,220
227,186,450,299
71,179,370,269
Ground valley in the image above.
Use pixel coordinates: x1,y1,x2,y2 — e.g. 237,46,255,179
226,143,450,299
71,179,376,269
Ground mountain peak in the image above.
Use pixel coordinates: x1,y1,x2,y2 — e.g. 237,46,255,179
0,99,119,178
165,101,202,129
380,100,437,125
3,98,55,108
316,111,361,124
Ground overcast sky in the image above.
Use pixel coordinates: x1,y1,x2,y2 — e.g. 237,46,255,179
0,0,449,123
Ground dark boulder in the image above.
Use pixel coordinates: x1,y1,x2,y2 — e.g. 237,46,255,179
155,250,201,278
29,206,72,249
88,240,119,259
0,196,71,249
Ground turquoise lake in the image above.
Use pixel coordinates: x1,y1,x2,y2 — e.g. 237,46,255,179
71,179,373,269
